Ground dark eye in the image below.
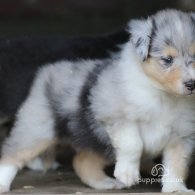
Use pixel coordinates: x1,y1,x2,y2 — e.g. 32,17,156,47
160,56,173,66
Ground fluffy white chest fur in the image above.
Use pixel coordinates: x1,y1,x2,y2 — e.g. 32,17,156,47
138,94,194,156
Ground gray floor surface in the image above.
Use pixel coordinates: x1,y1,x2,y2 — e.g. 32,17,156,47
9,165,195,194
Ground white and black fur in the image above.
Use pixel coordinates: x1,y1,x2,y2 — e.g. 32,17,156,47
0,9,195,193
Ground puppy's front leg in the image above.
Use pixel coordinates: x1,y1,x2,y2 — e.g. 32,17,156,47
162,139,194,193
107,122,143,187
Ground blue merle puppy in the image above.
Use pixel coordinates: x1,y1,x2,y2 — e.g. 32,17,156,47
0,9,195,193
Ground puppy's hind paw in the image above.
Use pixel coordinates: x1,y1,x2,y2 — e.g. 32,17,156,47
89,177,125,190
101,177,125,189
0,184,9,194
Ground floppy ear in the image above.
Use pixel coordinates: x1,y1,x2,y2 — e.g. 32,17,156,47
190,12,195,23
128,18,153,61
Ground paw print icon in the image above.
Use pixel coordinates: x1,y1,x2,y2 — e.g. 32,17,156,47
151,164,169,177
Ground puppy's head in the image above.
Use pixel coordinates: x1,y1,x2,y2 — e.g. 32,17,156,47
129,9,195,96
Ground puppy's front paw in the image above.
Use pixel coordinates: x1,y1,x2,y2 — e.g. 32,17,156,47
162,182,193,193
0,184,9,194
114,162,140,187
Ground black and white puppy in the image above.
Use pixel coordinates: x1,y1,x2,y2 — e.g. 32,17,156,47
0,9,195,193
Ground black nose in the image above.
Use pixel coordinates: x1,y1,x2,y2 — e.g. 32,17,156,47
184,80,195,91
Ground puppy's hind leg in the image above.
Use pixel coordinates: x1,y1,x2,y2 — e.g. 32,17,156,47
73,150,125,190
0,98,56,193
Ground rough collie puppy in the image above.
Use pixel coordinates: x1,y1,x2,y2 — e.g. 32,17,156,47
0,9,195,193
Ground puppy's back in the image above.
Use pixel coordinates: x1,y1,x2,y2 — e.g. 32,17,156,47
0,30,129,119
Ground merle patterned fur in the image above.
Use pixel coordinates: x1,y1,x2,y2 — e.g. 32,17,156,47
0,30,129,119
